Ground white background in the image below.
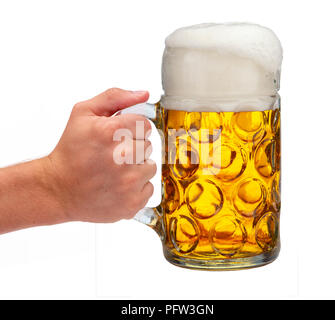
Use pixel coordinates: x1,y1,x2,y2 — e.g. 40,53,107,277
0,0,334,299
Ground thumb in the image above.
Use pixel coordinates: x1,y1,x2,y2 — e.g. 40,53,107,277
77,88,149,116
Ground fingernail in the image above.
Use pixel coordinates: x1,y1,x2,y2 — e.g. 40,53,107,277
131,90,147,95
145,145,153,158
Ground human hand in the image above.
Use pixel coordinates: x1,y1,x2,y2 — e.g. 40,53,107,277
44,88,156,223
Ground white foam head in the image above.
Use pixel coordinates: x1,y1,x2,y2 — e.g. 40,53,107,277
161,23,283,111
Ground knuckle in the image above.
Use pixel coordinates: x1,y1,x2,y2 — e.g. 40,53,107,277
143,119,152,139
123,173,139,186
146,182,154,197
124,145,135,162
92,119,114,139
145,140,152,149
149,160,157,175
128,198,142,212
104,121,119,137
90,119,103,136
145,142,153,158
105,87,121,100
133,114,146,124
132,116,151,139
112,125,133,142
117,181,130,194
135,139,146,150
120,114,135,128
143,117,151,128
113,142,134,165
109,118,122,131
124,210,136,220
72,102,84,114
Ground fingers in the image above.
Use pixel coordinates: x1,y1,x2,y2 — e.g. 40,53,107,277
120,157,156,183
141,182,154,202
121,161,156,216
137,159,157,181
111,114,152,140
110,115,153,166
75,88,149,117
121,160,157,190
113,140,152,164
134,141,153,164
124,182,154,220
123,163,155,220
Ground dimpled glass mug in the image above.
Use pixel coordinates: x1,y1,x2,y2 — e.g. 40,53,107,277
121,23,282,270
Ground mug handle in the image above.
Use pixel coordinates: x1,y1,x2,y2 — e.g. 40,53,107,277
115,102,163,237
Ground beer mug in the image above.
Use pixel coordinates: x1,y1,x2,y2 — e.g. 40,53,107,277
121,23,282,270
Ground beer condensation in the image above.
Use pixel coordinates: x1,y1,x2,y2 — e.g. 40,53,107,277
158,106,280,264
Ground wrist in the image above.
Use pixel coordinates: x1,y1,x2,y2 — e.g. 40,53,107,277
0,157,71,234
37,156,73,224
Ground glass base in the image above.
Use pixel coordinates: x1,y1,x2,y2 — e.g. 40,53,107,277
163,246,280,271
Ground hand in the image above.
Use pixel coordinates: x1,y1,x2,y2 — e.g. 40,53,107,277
45,88,156,223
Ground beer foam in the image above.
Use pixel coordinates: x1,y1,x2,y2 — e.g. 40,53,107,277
161,23,283,112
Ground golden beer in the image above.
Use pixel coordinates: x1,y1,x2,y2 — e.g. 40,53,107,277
156,106,281,269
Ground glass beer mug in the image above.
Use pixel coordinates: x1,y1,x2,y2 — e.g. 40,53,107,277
121,23,282,270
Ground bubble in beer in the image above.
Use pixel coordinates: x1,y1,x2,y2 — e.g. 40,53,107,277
233,178,267,218
186,180,224,219
211,143,247,181
185,112,223,143
166,110,187,130
168,138,199,179
209,210,247,256
255,212,278,250
232,111,266,142
271,172,281,211
163,176,180,214
170,215,200,253
270,108,280,136
255,138,280,178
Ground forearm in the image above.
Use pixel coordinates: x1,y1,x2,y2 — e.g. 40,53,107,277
0,158,68,235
